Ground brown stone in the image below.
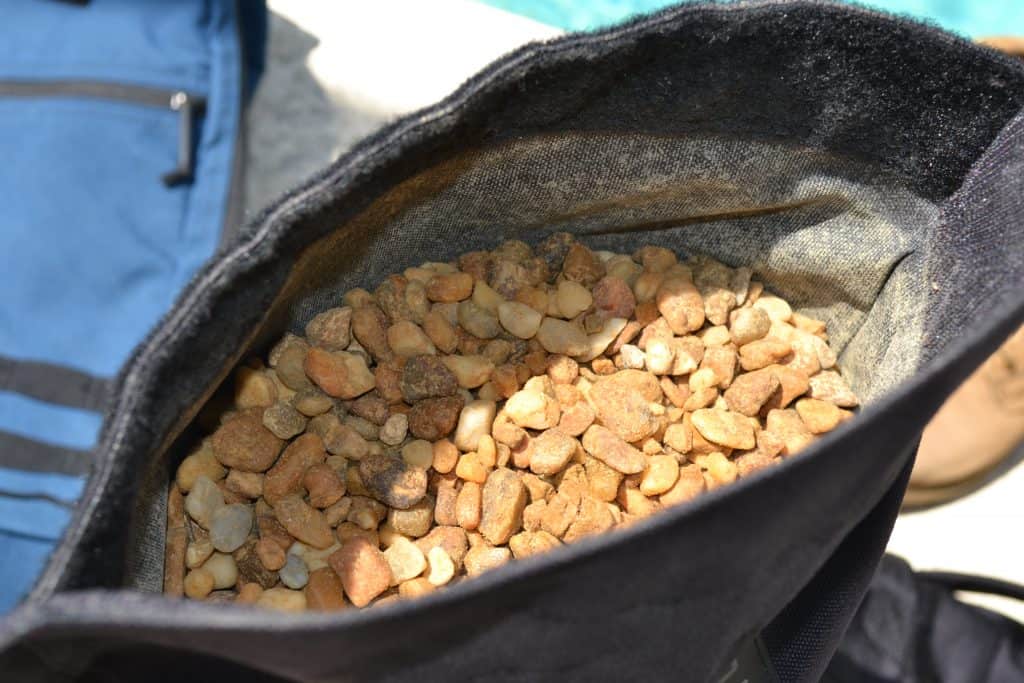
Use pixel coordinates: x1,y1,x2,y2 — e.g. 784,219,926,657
561,243,605,287
432,439,459,474
304,463,347,509
808,370,860,408
359,453,428,509
163,486,187,597
305,567,347,610
224,470,263,500
564,496,616,542
388,495,435,538
464,545,512,577
701,346,738,389
234,367,277,409
794,398,845,434
592,275,636,319
433,473,459,526
557,401,595,437
479,468,528,545
348,394,390,426
760,364,811,411
581,425,647,474
400,355,459,402
263,433,326,505
255,537,286,571
257,515,293,551
656,276,704,334
233,539,279,589
593,382,658,443
407,395,464,441
275,343,314,391
426,272,474,302
584,455,624,502
275,495,335,549
210,410,284,473
328,538,392,608
734,451,776,477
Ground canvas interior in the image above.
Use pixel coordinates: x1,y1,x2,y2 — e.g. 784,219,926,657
125,130,940,591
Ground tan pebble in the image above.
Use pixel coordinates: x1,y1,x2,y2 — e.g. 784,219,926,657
388,495,434,538
175,442,226,492
184,568,215,599
303,463,346,509
305,307,353,351
561,243,605,287
470,279,505,314
234,367,277,409
451,400,496,454
738,338,792,371
661,379,689,410
434,475,459,526
504,388,560,430
756,429,786,458
527,430,579,476
555,280,593,319
546,354,579,384
515,286,550,315
540,492,577,538
578,317,629,363
185,537,214,570
734,451,776,477
521,473,554,502
345,464,369,496
640,455,680,496
701,346,738,389
656,276,705,334
256,538,286,571
477,434,498,467
522,499,547,530
263,432,326,504
491,409,527,448
457,299,502,339
455,452,492,484
456,481,482,530
659,464,706,506
325,497,354,528
794,398,844,434
426,546,456,586
557,401,596,437
497,301,543,339
399,577,437,599
210,411,284,473
401,439,434,469
202,552,238,589
383,537,427,584
463,545,512,577
689,367,718,393
262,401,307,439
808,370,859,407
509,530,562,559
257,587,308,612
700,325,733,347
723,369,781,417
760,364,811,410
425,272,474,303
304,348,376,399
691,408,756,450
236,583,264,605
479,468,529,545
535,317,589,357
766,409,816,455
422,310,458,354
633,246,677,273
432,439,459,474
415,525,469,570
753,295,792,322
336,522,378,546
633,270,666,304
617,486,660,518
305,567,346,610
584,455,624,502
564,496,616,542
702,452,738,489
645,339,675,374
593,384,658,443
378,413,408,446
275,495,335,549
275,343,314,391
257,515,294,551
328,537,392,608
440,355,494,389
581,425,646,474
346,496,387,530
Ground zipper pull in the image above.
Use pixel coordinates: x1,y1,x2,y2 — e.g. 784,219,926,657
162,91,206,187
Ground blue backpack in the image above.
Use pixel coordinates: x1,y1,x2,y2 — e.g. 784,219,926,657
0,0,265,612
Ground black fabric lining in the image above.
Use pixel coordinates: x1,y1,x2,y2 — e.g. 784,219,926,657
0,355,110,413
0,430,92,477
919,571,1024,603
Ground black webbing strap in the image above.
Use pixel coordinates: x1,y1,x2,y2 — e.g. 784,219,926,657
0,430,92,477
0,354,111,413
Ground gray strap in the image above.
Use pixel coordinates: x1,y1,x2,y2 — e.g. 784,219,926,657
0,430,92,476
0,355,111,413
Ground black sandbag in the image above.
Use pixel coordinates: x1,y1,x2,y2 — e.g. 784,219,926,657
3,1,1024,681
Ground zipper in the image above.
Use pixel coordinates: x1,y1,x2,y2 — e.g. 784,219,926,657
0,79,206,186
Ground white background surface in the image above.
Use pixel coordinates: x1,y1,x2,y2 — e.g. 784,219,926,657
250,0,1024,623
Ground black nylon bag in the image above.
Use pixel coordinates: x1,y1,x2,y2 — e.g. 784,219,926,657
2,1,1024,681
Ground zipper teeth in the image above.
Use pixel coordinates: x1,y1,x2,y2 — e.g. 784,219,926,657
0,79,205,109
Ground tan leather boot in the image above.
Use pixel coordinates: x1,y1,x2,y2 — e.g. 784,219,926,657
907,325,1024,508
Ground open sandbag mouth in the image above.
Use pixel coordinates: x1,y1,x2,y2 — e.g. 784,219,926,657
11,3,1024,682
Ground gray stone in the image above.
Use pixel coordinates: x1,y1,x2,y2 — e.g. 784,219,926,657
209,503,254,553
280,552,310,589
